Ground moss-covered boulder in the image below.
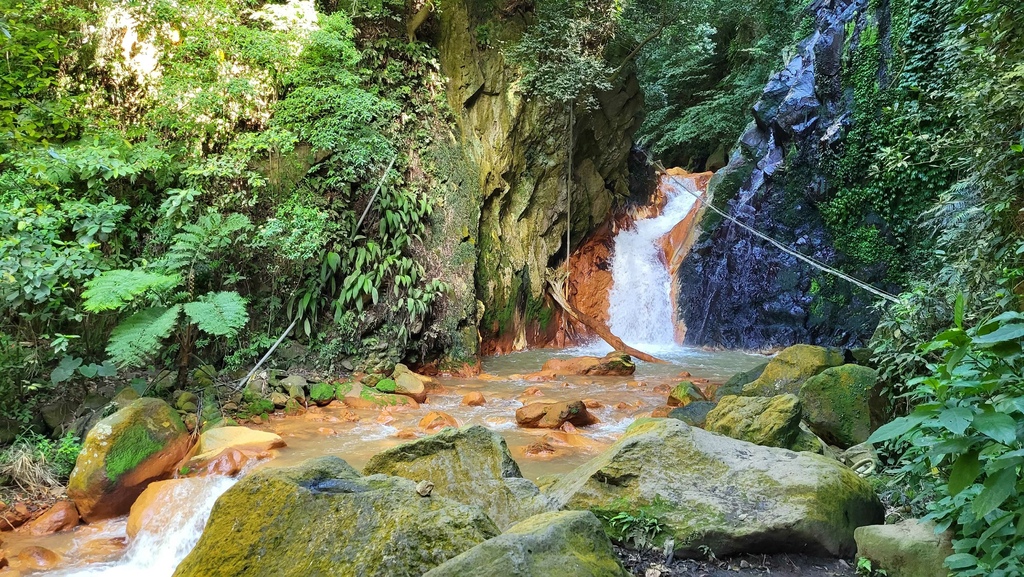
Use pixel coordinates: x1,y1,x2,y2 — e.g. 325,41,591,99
545,418,882,557
705,394,803,449
364,426,552,529
174,457,499,577
742,345,844,397
68,398,191,522
308,382,335,406
855,519,954,577
799,364,883,448
716,361,768,399
423,510,628,577
336,381,418,409
667,381,703,407
667,401,717,427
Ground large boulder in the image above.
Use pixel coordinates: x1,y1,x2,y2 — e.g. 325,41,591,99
174,457,499,577
855,519,954,577
705,394,802,449
423,510,628,577
364,426,552,529
390,363,428,403
742,345,844,397
545,418,883,557
667,401,717,427
516,401,598,429
184,426,286,475
336,381,419,410
541,352,635,376
800,364,884,448
68,398,192,522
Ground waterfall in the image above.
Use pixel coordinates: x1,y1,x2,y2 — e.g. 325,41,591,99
606,178,700,348
57,476,236,577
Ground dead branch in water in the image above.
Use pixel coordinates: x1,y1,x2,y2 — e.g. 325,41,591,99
546,276,669,365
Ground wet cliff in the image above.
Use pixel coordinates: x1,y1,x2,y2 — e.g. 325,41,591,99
433,0,643,357
676,0,893,350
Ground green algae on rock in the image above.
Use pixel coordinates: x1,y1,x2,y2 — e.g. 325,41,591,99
741,345,844,397
423,510,629,577
363,425,551,529
68,397,191,522
545,418,882,557
705,394,802,449
173,457,499,577
336,381,418,409
799,364,883,448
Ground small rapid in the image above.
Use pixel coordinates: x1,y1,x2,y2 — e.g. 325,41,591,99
607,177,700,348
53,476,236,577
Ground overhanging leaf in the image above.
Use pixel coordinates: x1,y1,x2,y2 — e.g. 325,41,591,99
973,467,1017,519
868,412,930,443
107,306,182,367
972,323,1024,345
948,450,981,496
939,407,974,435
183,292,248,337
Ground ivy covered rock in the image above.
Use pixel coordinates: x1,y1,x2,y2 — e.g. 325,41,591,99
364,425,552,529
741,345,844,397
854,519,954,577
705,394,803,449
423,511,628,577
174,457,499,577
799,364,883,448
541,352,635,376
68,398,192,522
336,381,419,409
545,418,882,557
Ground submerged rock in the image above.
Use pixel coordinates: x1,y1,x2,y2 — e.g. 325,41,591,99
855,519,954,577
419,410,461,433
800,364,883,448
742,345,844,397
541,352,635,376
705,394,802,449
515,401,599,429
68,398,192,522
363,426,551,529
423,510,628,577
545,418,882,557
174,457,498,577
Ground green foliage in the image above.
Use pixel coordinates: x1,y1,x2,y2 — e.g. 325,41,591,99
0,431,82,488
183,292,249,337
856,557,888,577
598,505,666,550
870,308,1024,576
81,271,181,313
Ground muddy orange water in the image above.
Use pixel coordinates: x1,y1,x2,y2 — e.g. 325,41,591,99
10,345,765,576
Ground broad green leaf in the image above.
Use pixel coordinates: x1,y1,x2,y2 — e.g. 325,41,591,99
78,364,99,378
82,269,180,312
107,306,182,367
954,294,965,329
939,407,973,435
50,355,82,385
948,450,981,496
973,411,1018,445
973,467,1017,519
183,292,248,337
973,323,1024,345
97,361,117,377
868,412,929,443
945,553,979,570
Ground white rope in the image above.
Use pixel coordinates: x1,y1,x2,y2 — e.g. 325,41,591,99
653,160,900,304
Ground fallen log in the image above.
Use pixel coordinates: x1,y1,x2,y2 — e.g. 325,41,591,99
546,280,669,365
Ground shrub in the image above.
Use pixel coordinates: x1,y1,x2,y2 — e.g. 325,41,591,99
0,432,82,490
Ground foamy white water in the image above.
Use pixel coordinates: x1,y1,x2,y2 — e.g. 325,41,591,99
56,476,236,577
607,178,699,348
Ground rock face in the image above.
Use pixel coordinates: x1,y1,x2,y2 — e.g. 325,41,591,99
174,457,499,577
541,352,636,377
68,397,192,522
516,401,599,429
800,364,883,447
742,345,844,397
705,394,803,449
364,426,551,529
546,418,883,557
855,519,954,577
423,510,629,577
676,0,884,349
716,362,768,399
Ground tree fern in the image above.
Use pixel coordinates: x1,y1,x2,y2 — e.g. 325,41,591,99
106,305,182,367
183,291,248,336
82,270,181,312
160,213,251,273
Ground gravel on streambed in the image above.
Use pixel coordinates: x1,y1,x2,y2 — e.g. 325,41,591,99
615,546,858,577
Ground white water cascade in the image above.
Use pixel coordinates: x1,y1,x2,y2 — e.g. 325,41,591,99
606,177,700,348
57,476,236,577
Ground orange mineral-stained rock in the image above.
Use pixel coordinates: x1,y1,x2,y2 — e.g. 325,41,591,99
541,351,635,377
582,399,603,409
0,503,31,531
515,400,599,429
461,392,486,406
651,406,674,418
418,411,460,433
25,501,78,536
16,546,59,571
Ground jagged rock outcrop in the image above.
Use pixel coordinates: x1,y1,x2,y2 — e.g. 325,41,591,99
677,0,886,349
435,0,643,355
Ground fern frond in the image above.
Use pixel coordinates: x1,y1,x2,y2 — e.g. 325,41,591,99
107,305,182,367
82,270,181,312
183,291,248,336
159,213,252,273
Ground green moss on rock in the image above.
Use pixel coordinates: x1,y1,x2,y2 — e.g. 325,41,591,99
375,378,397,393
799,364,882,448
105,425,165,482
705,394,803,449
742,345,844,397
